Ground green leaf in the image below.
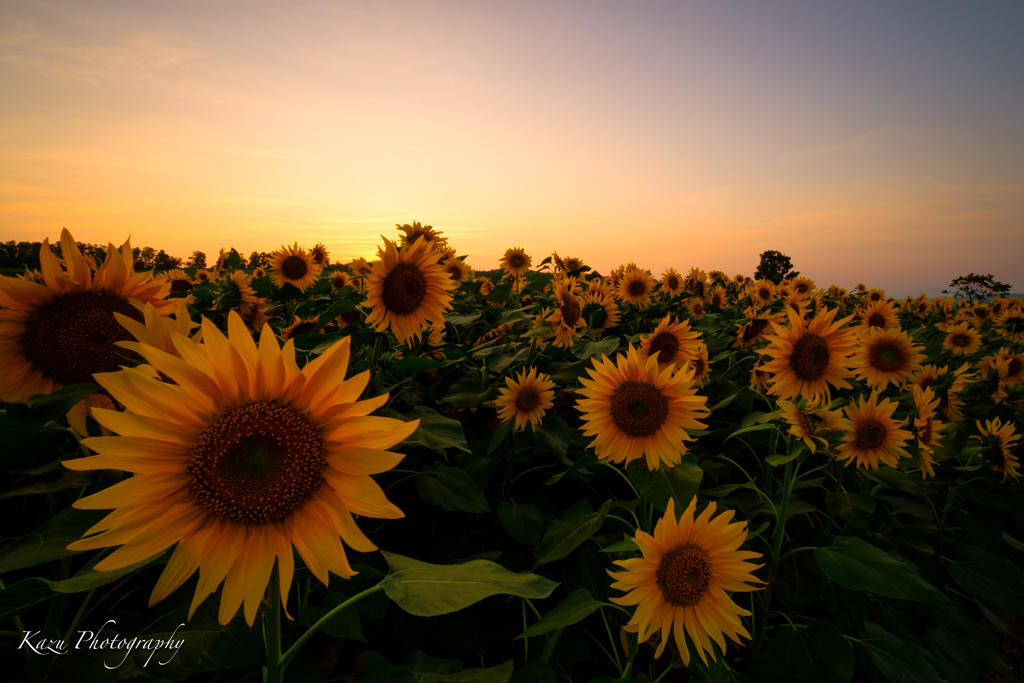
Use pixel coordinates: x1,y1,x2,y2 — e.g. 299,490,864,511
510,661,558,683
383,553,558,617
571,337,619,362
394,356,445,373
377,406,471,454
2,383,103,423
487,418,514,455
625,455,703,512
544,454,598,486
948,544,1024,615
301,592,366,641
0,507,106,574
0,415,80,473
501,309,534,324
766,621,853,683
925,605,1007,683
420,660,514,683
0,467,94,499
445,377,499,408
527,416,574,460
498,499,545,546
825,491,876,528
416,464,491,513
445,312,482,326
547,361,587,384
1002,532,1024,552
813,537,948,602
860,622,945,683
725,422,780,440
533,499,612,565
517,588,603,639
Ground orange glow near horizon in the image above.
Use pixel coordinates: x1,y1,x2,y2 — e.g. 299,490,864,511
2,1,1022,295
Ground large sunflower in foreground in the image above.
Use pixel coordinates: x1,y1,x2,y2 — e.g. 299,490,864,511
638,316,702,372
972,418,1021,482
364,236,456,345
758,307,858,403
495,367,556,432
0,229,171,402
270,242,322,291
835,392,913,471
852,327,925,391
576,346,709,470
64,312,419,626
608,497,764,665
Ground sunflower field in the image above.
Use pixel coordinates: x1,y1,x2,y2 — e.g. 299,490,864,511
1,224,1023,683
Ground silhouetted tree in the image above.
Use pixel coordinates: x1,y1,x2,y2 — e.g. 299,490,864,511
185,250,207,269
754,250,799,284
944,273,1011,303
153,250,182,270
247,251,271,269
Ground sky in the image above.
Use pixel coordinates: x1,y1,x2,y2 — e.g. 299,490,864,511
1,0,1022,296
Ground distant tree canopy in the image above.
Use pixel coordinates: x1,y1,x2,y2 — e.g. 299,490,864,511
2,240,187,271
754,250,799,284
185,251,207,269
945,273,1012,303
247,251,272,269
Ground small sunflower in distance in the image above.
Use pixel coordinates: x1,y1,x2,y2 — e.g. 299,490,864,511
270,242,322,291
576,345,709,470
330,271,353,290
310,242,330,266
835,391,913,471
396,220,446,247
661,268,684,297
495,367,555,432
943,322,982,356
501,247,531,277
365,236,456,345
972,418,1021,482
638,316,702,372
853,327,925,391
64,312,419,626
759,307,858,403
608,497,764,665
618,268,656,307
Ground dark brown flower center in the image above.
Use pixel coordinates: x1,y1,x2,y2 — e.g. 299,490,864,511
187,400,327,525
867,312,886,328
742,318,769,343
382,262,427,315
291,322,317,336
950,333,971,348
869,292,881,302
1008,358,1022,377
796,283,810,294
560,294,581,326
656,543,711,607
854,418,887,450
668,276,679,290
973,307,987,318
610,381,668,437
628,281,646,296
789,333,830,381
649,332,679,364
918,418,933,446
692,303,704,316
170,279,192,292
869,341,905,373
515,387,540,412
759,287,771,300
22,291,143,386
509,253,525,268
282,255,310,280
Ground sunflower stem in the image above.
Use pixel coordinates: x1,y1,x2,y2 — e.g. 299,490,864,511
600,608,623,673
263,564,283,683
753,456,798,654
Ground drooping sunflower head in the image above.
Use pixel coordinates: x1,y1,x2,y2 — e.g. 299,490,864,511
309,242,330,266
476,276,495,296
683,268,708,297
912,384,945,479
971,418,1022,483
608,496,764,665
576,345,710,470
943,323,982,356
281,315,323,341
364,236,457,345
547,278,586,348
685,343,711,386
348,257,374,277
501,247,532,276
638,316,702,372
162,269,193,293
270,242,322,291
495,367,556,433
836,391,914,471
733,309,779,350
64,312,420,626
853,326,925,391
397,220,446,247
0,229,172,402
750,358,772,392
778,398,847,454
758,307,858,403
618,268,655,307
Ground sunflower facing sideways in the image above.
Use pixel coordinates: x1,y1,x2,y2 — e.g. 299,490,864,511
638,316,702,372
971,418,1021,482
270,242,322,291
852,327,925,391
364,236,456,345
835,391,913,471
912,384,945,479
495,367,556,432
758,307,858,403
547,278,587,348
0,229,172,402
608,497,764,665
63,312,419,626
576,345,709,470
778,399,847,454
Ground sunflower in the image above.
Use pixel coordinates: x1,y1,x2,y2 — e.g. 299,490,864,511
562,256,585,273
783,294,809,319
685,344,711,386
750,280,775,307
310,242,330,267
270,242,322,291
281,316,323,341
912,385,945,479
778,399,847,454
501,247,531,277
397,220,446,247
835,392,913,470
364,236,456,345
241,299,271,332
853,327,925,391
911,363,974,422
855,283,867,293
476,276,495,296
865,288,885,304
971,418,1021,482
638,316,702,372
579,291,620,337
682,268,708,297
218,271,259,318
253,267,267,279
63,312,419,626
995,308,1024,343
196,271,211,283
115,301,201,360
330,271,353,290
791,277,816,297
443,258,473,284
859,300,898,330
661,268,684,297
707,270,727,284
608,497,764,665
547,278,586,348
707,286,728,309
618,268,655,307
0,229,172,403
162,269,193,293
576,346,709,470
750,359,771,392
758,307,858,403
969,303,990,324
993,350,1024,388
348,257,374,277
732,309,780,349
734,274,747,286
495,368,556,432
942,323,982,356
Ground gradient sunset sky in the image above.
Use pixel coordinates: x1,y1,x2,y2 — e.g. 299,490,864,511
2,0,1022,295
